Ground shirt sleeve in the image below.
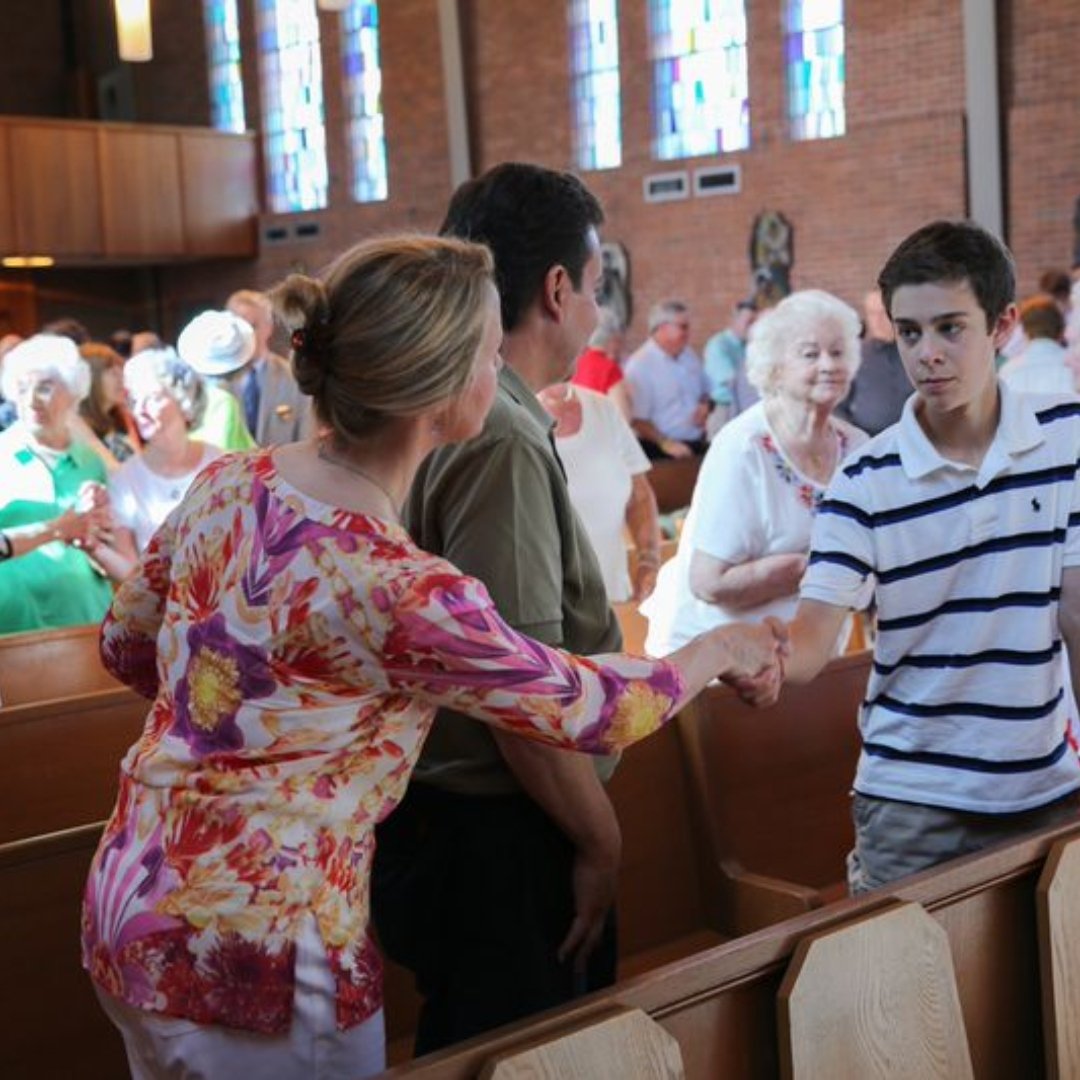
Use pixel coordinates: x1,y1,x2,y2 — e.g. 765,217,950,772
100,509,176,699
625,359,653,423
1065,438,1080,567
689,428,766,566
382,564,685,754
801,467,878,608
108,467,138,533
422,432,566,644
604,396,651,476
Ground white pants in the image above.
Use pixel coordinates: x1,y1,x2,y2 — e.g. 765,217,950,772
95,915,386,1080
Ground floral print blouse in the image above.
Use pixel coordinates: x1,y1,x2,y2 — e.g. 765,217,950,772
81,451,684,1034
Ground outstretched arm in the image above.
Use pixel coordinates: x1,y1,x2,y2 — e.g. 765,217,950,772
784,598,851,684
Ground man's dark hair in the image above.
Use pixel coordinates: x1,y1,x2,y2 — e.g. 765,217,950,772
878,220,1015,329
439,162,604,332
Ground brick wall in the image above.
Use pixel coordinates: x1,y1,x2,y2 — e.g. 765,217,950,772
0,1,1075,340
1002,0,1080,295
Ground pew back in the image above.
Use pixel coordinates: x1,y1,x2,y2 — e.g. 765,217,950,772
0,623,119,706
676,652,868,934
0,823,128,1080
380,822,1079,1079
646,457,702,515
0,688,146,843
778,901,972,1079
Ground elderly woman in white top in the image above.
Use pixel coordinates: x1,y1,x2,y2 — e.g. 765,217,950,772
643,289,868,656
109,348,222,560
536,382,661,602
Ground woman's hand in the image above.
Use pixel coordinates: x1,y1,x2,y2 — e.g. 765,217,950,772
710,617,789,683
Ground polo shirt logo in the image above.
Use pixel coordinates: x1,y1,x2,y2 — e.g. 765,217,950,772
1032,497,1041,512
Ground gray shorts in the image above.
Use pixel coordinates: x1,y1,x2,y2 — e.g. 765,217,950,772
847,789,1080,895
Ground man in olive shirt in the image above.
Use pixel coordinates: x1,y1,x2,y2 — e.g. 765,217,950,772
372,163,616,1054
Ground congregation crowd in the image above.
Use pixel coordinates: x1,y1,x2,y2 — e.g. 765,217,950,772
4,161,1080,1079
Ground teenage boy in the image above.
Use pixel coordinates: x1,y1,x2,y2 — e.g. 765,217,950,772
784,220,1080,892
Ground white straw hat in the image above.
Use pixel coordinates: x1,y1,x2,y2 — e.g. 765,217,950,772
177,310,256,378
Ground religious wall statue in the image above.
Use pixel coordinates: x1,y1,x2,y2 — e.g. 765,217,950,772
749,210,794,309
598,241,632,331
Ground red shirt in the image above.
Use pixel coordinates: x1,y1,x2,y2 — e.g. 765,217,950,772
572,347,624,394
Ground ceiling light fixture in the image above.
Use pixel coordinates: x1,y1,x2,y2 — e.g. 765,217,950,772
114,0,153,63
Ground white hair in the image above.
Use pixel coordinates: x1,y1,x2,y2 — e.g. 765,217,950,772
0,334,91,403
647,299,689,334
745,290,861,396
124,347,207,428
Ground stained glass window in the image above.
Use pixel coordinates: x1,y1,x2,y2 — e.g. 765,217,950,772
204,0,246,133
568,0,622,171
256,0,328,212
648,0,749,161
786,0,845,140
342,1,388,202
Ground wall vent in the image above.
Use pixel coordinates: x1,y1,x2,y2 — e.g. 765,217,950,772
293,221,322,240
643,170,689,204
694,165,742,197
262,224,289,244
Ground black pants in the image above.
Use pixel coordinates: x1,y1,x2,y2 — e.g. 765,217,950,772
371,782,617,1056
639,436,709,460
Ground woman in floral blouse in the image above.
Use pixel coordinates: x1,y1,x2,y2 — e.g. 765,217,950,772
82,234,785,1079
643,289,867,657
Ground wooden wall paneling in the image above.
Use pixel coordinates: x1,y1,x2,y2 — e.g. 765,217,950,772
98,127,185,256
9,122,102,256
0,125,15,252
179,131,258,257
0,281,38,337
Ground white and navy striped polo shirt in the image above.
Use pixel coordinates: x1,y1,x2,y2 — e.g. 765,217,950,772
802,382,1080,813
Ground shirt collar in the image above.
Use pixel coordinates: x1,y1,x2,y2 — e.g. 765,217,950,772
897,379,1044,486
499,364,555,435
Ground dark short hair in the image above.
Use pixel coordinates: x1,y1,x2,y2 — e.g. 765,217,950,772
1019,294,1065,341
439,162,604,332
878,220,1015,329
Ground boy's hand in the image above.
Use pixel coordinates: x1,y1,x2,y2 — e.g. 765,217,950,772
721,617,788,707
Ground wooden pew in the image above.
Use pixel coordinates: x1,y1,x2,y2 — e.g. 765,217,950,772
0,687,146,843
676,652,868,936
0,623,120,707
3,720,721,1077
383,716,724,1059
0,822,128,1080
377,820,1080,1079
483,1006,684,1079
646,456,702,515
1036,835,1080,1079
778,901,972,1078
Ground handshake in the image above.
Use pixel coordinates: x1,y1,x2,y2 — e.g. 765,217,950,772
711,617,790,708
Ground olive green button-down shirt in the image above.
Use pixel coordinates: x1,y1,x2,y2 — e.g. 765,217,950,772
406,365,621,795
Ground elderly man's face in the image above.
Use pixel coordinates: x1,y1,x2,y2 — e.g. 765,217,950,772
654,314,691,356
14,368,75,443
228,300,272,355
